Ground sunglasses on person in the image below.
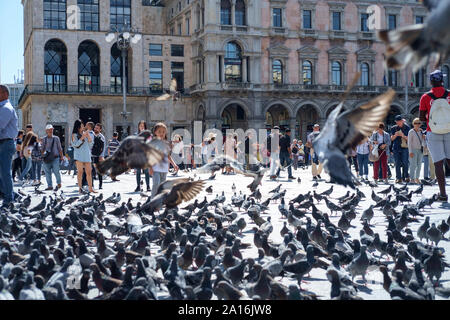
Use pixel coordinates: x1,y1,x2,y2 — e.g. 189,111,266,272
413,122,421,125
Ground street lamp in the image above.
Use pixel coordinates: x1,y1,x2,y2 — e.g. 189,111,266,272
106,21,142,123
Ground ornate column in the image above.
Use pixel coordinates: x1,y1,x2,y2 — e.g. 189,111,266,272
242,56,247,82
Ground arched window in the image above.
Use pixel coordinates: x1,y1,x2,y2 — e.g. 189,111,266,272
78,40,100,92
225,42,242,82
443,65,450,89
332,61,342,85
361,62,369,86
235,0,246,26
220,0,231,25
45,39,67,92
302,60,312,84
272,59,283,84
111,43,128,93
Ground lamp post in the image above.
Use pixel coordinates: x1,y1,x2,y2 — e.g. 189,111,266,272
106,22,142,124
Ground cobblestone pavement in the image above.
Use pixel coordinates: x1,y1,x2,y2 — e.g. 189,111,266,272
15,165,450,300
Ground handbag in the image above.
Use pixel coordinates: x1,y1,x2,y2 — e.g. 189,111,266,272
413,130,424,154
43,137,56,163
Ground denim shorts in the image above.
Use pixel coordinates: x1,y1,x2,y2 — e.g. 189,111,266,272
427,131,450,163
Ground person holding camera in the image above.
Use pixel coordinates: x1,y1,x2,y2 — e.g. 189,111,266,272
408,118,426,184
370,123,390,183
390,115,410,183
71,119,95,193
40,124,64,191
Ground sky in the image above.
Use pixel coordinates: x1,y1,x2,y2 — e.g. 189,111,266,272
0,0,24,84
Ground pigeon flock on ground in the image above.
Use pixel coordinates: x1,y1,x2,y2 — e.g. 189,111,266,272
0,162,449,300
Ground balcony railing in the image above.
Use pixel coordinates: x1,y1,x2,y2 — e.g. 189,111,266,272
18,85,189,106
189,83,423,95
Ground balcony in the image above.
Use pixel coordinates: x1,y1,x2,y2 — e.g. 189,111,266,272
18,85,190,106
329,30,346,39
188,83,418,95
300,28,318,39
357,31,374,40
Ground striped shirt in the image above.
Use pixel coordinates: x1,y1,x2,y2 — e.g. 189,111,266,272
108,139,120,156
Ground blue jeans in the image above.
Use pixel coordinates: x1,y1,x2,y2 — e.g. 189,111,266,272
277,152,292,177
394,148,409,180
43,158,61,188
0,139,16,204
32,160,42,181
136,168,150,188
19,157,32,181
357,153,369,176
152,172,167,198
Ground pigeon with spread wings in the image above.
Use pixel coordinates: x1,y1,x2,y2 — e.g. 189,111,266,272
378,0,450,72
96,130,169,179
312,89,395,188
197,155,267,192
156,78,181,101
142,178,206,213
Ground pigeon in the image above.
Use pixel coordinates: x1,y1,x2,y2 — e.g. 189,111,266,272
96,131,167,179
143,178,205,213
426,223,442,246
156,78,181,101
347,245,370,283
378,0,450,72
312,85,395,188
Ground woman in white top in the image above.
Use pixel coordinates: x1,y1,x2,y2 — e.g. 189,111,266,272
223,133,236,174
356,137,370,180
150,122,179,198
408,118,426,184
172,134,184,172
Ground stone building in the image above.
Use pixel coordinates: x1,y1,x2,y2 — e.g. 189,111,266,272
18,0,450,150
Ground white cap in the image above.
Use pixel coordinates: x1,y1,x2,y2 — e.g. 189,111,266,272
46,124,54,130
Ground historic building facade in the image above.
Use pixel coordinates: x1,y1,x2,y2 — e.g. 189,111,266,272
19,0,450,149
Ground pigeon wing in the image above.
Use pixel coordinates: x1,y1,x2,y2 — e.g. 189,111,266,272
156,178,190,196
167,180,206,207
170,78,177,93
335,89,395,152
156,93,171,101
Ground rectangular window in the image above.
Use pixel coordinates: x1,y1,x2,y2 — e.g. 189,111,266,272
44,0,66,30
178,23,182,35
415,16,424,24
186,18,190,35
149,61,163,92
149,43,162,56
171,62,184,91
79,0,99,31
171,44,184,57
388,14,397,30
110,0,131,29
303,10,312,29
273,8,282,27
361,13,369,31
170,27,175,35
388,70,398,86
332,12,341,30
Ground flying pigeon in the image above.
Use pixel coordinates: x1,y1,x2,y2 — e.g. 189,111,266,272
312,88,395,188
96,131,168,179
378,0,450,72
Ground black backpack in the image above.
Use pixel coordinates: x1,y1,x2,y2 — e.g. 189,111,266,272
92,135,104,157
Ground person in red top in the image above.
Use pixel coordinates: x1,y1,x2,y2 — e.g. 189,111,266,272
419,70,450,202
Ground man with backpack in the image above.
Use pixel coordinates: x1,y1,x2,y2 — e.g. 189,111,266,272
419,70,450,202
91,123,106,190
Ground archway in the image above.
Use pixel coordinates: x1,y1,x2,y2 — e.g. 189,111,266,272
296,104,319,142
265,104,290,130
221,103,248,135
